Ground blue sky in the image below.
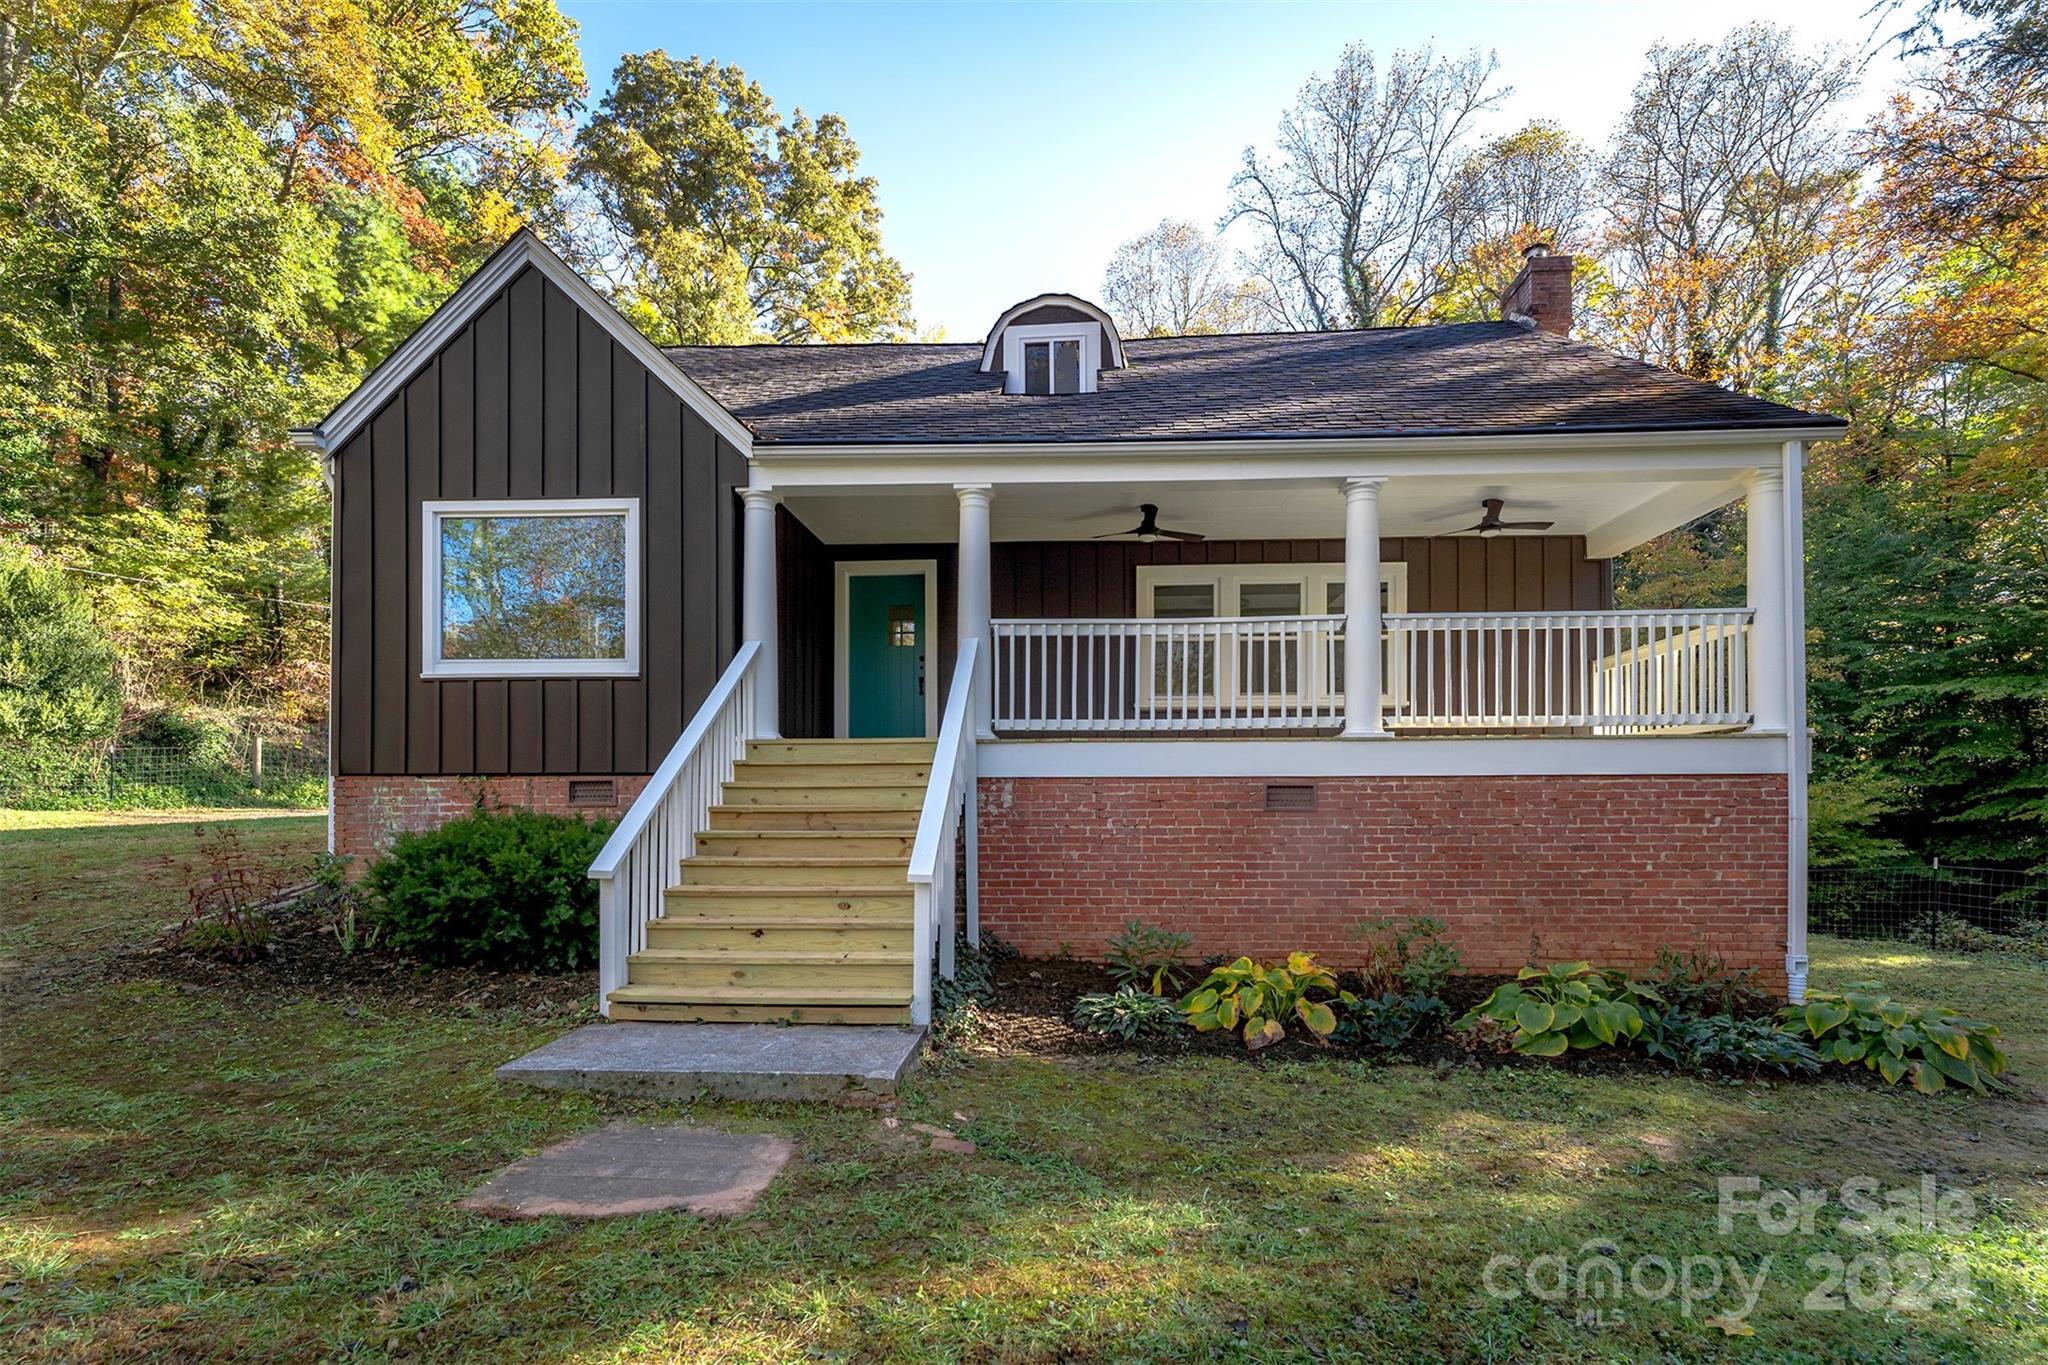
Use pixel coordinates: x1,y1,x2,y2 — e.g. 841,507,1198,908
566,1,1901,339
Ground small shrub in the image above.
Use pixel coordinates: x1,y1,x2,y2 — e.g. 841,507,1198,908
1648,946,1773,1017
1455,962,1663,1056
1183,952,1340,1050
1104,920,1195,995
1352,915,1461,996
1643,1011,1821,1077
1778,982,2008,1093
1337,990,1448,1051
1073,986,1184,1041
177,823,289,963
365,807,610,972
933,933,1015,1039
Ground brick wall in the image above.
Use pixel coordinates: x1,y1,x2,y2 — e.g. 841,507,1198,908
332,774,650,860
976,774,1789,992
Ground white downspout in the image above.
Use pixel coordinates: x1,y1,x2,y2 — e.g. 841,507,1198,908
1782,441,1810,1001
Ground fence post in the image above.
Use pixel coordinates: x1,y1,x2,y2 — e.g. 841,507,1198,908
249,734,265,790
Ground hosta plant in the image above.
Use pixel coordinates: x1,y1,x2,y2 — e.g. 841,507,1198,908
1456,962,1663,1056
1073,986,1185,1041
1183,953,1340,1050
1778,983,2008,1093
1642,1010,1822,1077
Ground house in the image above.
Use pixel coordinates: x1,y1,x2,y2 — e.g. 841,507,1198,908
292,231,1843,1026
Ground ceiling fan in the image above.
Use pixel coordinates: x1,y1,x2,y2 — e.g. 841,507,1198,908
1094,503,1205,543
1437,497,1554,537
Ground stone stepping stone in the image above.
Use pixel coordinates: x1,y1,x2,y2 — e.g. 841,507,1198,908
461,1122,793,1218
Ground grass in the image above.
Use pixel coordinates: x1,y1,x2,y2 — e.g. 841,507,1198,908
2,814,2044,1361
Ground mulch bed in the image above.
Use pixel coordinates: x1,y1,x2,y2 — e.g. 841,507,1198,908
98,906,595,1019
940,955,1834,1085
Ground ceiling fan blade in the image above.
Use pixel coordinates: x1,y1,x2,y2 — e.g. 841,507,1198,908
1093,525,1145,539
1500,520,1555,531
1158,528,1206,542
1433,521,1490,537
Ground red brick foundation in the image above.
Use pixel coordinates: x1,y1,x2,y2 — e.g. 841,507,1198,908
332,774,650,861
975,774,1789,992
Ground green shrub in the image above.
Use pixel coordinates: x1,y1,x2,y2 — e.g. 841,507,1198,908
0,547,121,746
1073,986,1184,1041
1104,919,1195,995
366,807,611,971
1352,915,1461,997
1183,952,1341,1050
1337,990,1448,1051
1456,962,1663,1057
1778,982,2009,1093
1642,1011,1821,1076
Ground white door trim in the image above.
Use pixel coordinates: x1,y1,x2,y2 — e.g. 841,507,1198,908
834,559,940,739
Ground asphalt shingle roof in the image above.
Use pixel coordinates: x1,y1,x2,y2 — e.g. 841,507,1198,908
663,322,1839,447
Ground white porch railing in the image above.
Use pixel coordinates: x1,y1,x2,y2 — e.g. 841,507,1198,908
589,641,759,1015
1385,608,1753,730
991,615,1346,732
908,639,980,1027
989,608,1754,734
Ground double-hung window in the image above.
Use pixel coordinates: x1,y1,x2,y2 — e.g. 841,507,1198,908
1003,324,1097,394
421,499,641,678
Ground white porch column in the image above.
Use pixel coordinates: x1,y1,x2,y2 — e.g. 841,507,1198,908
955,484,994,739
1341,476,1388,738
740,487,781,739
1746,468,1788,734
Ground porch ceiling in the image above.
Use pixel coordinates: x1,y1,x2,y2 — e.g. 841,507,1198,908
781,473,1744,558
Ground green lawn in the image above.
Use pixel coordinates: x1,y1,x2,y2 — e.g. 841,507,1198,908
2,815,2044,1362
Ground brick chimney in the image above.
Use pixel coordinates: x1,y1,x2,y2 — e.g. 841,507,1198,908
1500,242,1573,337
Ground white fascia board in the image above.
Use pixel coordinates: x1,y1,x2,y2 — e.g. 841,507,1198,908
1584,477,1751,558
977,733,1792,779
289,231,755,458
748,429,1839,491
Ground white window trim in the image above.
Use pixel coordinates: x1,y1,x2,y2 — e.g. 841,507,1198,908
1000,322,1101,394
1135,562,1410,711
833,559,941,739
421,498,642,679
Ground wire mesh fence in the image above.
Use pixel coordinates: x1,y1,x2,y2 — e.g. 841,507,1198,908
1809,862,2048,949
0,731,327,810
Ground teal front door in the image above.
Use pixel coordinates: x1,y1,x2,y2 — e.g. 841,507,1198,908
846,572,926,737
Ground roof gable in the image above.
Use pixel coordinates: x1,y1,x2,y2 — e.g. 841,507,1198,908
292,230,753,456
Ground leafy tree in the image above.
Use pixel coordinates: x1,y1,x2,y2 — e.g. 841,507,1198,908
1100,219,1259,337
0,547,122,745
573,52,914,344
1226,44,1507,329
1427,120,1597,322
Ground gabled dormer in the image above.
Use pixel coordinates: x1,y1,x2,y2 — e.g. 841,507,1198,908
978,293,1126,395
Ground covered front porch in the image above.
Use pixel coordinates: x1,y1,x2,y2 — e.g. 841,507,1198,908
740,442,1803,745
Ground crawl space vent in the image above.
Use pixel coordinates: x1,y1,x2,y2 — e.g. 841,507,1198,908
567,779,617,808
1264,783,1317,811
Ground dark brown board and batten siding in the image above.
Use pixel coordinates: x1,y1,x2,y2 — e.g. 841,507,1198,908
333,263,746,778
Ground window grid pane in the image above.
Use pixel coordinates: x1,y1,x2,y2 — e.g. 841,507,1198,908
1024,342,1051,395
1053,338,1081,393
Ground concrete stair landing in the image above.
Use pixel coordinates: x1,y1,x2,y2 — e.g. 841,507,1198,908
607,738,932,1025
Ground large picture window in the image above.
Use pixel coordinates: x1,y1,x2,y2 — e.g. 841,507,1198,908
421,499,641,678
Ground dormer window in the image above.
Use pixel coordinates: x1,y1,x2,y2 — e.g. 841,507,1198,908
979,293,1127,396
1025,335,1084,395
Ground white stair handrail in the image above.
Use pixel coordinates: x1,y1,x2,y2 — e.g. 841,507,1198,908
590,641,760,1015
907,639,980,1027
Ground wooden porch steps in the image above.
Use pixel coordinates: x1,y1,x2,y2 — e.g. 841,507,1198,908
608,737,936,1024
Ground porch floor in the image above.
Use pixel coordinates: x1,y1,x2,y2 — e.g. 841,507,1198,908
497,1021,924,1103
